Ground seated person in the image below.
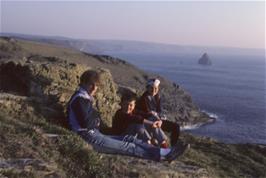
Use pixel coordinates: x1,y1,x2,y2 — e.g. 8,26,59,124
137,78,181,146
113,93,168,147
67,69,188,162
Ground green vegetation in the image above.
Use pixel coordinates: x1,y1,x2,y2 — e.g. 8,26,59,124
0,113,108,178
180,134,266,178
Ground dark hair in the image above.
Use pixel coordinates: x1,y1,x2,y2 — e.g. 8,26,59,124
80,70,100,86
121,93,137,104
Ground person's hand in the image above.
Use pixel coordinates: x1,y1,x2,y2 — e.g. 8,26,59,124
152,120,162,128
160,114,167,120
150,111,158,117
152,121,158,128
150,111,161,120
157,120,162,128
95,118,101,127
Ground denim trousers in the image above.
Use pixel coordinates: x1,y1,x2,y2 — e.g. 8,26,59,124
144,116,167,144
125,124,151,142
144,124,167,144
80,129,161,161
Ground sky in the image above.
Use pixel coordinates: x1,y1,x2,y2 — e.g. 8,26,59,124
0,1,265,49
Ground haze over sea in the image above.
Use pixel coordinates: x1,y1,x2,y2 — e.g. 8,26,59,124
107,52,266,144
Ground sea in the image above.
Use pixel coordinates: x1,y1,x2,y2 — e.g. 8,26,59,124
106,52,266,144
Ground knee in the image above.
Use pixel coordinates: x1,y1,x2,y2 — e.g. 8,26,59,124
138,128,145,134
137,126,146,134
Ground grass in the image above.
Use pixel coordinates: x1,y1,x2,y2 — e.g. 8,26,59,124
0,112,108,178
180,134,266,178
1,110,265,178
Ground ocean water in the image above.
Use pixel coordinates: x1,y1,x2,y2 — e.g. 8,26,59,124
107,52,266,144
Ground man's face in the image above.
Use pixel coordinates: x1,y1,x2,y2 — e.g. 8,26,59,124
148,85,159,96
88,83,98,96
122,100,136,114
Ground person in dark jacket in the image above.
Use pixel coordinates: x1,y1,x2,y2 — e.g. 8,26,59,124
67,70,188,162
137,78,181,146
113,93,168,147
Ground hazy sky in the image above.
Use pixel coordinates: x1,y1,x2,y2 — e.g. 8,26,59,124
0,1,265,49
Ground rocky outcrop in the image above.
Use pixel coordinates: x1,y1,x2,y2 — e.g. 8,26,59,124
198,53,212,65
0,58,119,127
0,37,21,59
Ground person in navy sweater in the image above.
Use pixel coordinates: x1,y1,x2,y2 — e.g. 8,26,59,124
67,70,188,162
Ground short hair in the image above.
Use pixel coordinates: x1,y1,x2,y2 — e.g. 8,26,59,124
80,70,100,86
121,93,137,104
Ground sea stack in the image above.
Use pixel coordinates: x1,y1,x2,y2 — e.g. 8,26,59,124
198,53,212,65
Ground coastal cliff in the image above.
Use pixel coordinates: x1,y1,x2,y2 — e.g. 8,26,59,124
0,37,265,178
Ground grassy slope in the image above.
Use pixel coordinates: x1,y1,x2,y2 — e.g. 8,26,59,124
0,111,108,178
1,110,265,178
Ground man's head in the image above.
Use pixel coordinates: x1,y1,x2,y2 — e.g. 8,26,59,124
120,93,137,114
80,70,101,96
146,78,160,96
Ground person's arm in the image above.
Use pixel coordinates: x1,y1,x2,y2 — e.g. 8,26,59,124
126,114,144,124
155,94,162,113
112,111,124,135
71,97,91,128
143,97,152,113
138,93,152,113
128,113,161,128
143,95,161,117
71,97,100,129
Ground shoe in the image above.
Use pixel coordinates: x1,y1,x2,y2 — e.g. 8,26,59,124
165,141,190,163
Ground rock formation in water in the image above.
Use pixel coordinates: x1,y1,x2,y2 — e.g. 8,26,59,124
198,53,212,65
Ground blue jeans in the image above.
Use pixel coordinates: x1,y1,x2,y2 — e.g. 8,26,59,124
125,124,151,142
79,129,161,161
145,123,167,144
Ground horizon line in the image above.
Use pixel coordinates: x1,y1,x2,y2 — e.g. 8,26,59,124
0,32,265,50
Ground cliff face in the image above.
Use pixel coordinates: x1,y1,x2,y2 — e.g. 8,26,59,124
0,37,265,178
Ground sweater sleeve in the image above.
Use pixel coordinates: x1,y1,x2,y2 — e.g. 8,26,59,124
127,114,145,124
112,110,146,135
155,94,162,113
139,93,151,113
112,111,124,135
71,97,93,129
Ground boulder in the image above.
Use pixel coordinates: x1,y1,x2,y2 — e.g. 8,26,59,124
0,58,119,127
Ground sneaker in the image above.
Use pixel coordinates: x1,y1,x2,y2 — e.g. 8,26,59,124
165,141,190,163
